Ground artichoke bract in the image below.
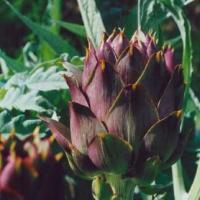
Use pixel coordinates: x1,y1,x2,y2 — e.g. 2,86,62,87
0,130,73,200
43,30,186,184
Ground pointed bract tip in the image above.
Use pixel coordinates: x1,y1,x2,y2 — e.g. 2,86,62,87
49,134,55,143
131,83,140,91
119,29,125,36
176,110,183,118
55,152,63,161
33,127,40,137
112,28,117,34
100,60,106,71
97,132,107,138
10,142,17,154
15,157,22,172
101,32,107,44
129,44,134,55
0,134,4,143
87,38,93,48
9,129,16,137
85,48,89,61
155,51,162,62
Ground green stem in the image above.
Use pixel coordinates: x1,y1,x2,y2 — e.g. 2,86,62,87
107,175,135,200
49,0,62,34
172,160,188,200
188,161,200,200
137,0,142,31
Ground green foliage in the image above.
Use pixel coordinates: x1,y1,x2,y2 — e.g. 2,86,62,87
0,66,67,112
76,0,105,47
54,20,86,38
0,110,42,135
5,0,78,57
0,49,28,74
124,6,138,38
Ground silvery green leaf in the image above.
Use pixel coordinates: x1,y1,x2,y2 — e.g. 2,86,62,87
77,0,105,47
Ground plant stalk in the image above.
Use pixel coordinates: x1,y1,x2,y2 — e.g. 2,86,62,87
137,0,142,31
172,160,188,200
107,175,135,200
49,0,62,34
187,161,200,200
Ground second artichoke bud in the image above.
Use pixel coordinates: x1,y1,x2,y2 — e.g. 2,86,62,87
43,29,187,186
0,130,73,200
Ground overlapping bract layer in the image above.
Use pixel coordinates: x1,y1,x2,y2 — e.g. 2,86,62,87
44,30,186,183
0,130,71,200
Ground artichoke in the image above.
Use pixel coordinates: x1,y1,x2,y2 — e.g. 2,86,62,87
43,30,187,185
0,129,74,200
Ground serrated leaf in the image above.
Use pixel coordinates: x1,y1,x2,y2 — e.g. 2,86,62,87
70,56,84,66
77,0,105,47
0,49,27,73
5,0,78,57
26,67,67,91
0,110,42,135
141,0,167,31
5,67,67,92
54,20,86,38
0,66,68,112
0,88,46,112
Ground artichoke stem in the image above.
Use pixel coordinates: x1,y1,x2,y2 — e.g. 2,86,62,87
187,160,200,200
172,160,188,200
92,175,113,200
92,175,135,200
106,175,135,200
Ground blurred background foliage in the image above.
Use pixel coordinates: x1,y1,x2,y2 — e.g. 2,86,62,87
0,0,200,199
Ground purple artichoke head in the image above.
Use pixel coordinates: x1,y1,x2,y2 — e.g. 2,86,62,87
43,29,186,184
